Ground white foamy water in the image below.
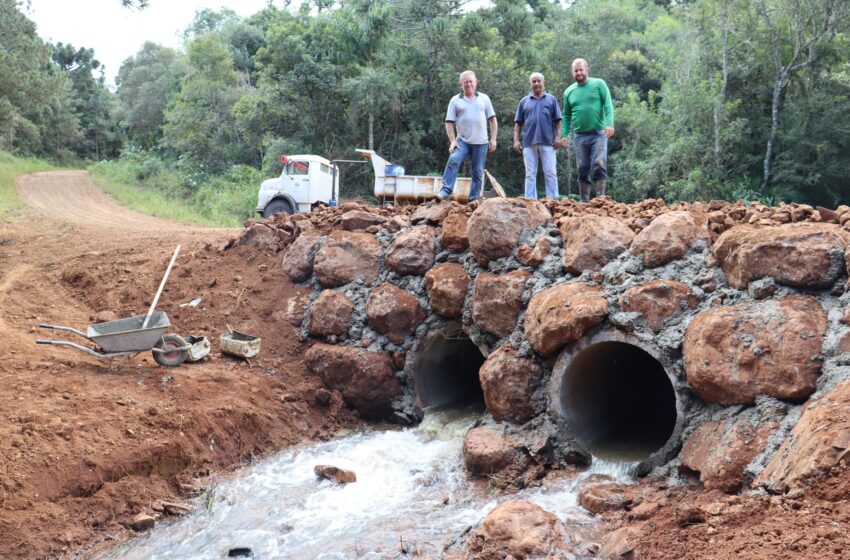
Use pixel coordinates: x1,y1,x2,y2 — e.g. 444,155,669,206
102,408,634,559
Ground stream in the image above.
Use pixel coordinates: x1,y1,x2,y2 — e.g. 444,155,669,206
102,406,634,559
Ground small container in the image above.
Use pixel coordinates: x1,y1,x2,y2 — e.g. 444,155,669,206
328,199,338,207
185,335,211,362
384,164,405,177
220,331,261,358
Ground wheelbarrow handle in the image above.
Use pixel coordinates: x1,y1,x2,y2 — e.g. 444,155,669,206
38,324,89,339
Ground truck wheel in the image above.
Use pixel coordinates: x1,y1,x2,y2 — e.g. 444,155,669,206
262,199,294,219
153,333,188,367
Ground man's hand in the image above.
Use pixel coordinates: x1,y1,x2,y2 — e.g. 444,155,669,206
554,137,564,149
489,139,497,153
448,140,458,153
513,141,522,154
604,126,615,138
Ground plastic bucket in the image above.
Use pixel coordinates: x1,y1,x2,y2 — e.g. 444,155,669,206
384,164,405,177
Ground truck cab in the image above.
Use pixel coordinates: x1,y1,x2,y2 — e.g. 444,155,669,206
256,154,338,218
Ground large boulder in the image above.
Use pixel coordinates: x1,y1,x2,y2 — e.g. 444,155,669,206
471,270,531,338
462,425,528,476
281,233,322,282
525,283,608,357
340,210,385,231
410,202,450,225
423,263,469,318
366,283,425,343
471,500,574,559
304,343,400,419
680,411,781,493
313,230,382,287
711,223,850,289
561,214,634,274
630,210,709,268
478,345,542,423
683,295,826,405
619,280,699,332
308,290,354,337
384,226,436,276
441,211,470,252
755,381,850,493
467,198,550,266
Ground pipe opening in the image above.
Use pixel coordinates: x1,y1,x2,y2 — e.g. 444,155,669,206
560,341,677,461
414,330,485,410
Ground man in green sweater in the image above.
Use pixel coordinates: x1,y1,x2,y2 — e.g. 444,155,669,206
561,58,615,202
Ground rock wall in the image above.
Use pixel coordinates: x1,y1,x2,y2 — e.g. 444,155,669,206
240,197,850,493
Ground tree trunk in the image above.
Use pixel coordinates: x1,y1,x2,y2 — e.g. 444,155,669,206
713,0,729,172
760,72,786,193
368,112,374,151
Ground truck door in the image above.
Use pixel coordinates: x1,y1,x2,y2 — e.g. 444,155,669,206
285,160,310,205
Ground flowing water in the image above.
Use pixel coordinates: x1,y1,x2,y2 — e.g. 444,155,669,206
102,406,635,559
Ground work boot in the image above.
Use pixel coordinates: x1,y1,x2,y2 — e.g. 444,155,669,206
594,180,607,198
578,181,591,203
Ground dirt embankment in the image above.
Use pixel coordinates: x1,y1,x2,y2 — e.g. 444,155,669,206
0,171,359,558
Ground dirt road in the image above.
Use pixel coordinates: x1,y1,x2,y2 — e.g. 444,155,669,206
0,171,355,558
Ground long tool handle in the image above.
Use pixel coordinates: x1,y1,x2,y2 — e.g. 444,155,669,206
142,244,180,329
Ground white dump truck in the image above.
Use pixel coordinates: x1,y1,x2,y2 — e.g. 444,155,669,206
256,150,502,218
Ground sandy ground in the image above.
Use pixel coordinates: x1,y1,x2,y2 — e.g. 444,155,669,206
0,171,847,559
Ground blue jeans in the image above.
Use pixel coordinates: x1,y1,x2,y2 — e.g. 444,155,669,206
522,144,558,199
440,138,487,201
573,130,608,183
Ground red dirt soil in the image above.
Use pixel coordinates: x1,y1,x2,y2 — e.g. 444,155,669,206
0,171,847,559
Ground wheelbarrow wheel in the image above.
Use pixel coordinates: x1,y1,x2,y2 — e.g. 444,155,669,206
153,333,188,367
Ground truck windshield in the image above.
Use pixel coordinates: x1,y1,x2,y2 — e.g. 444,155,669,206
285,161,309,175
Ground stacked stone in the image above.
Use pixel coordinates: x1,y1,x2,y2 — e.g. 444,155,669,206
239,195,850,505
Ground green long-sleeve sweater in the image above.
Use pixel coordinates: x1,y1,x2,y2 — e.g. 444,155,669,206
561,77,614,135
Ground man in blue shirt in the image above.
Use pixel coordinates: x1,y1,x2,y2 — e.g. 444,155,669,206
513,72,563,199
437,70,497,202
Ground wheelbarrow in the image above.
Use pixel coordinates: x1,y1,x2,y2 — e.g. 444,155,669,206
36,311,190,368
36,245,189,369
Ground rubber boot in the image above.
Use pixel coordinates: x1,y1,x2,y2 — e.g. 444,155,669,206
594,179,607,199
578,180,591,203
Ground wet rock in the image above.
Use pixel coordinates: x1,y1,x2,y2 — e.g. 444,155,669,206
130,513,155,531
561,214,634,274
462,425,527,476
478,345,542,424
684,295,826,405
281,233,322,283
680,413,780,493
441,211,469,252
578,482,632,514
340,210,384,231
305,343,401,420
424,263,469,318
314,464,357,484
755,380,850,493
471,270,531,338
467,198,549,266
712,223,850,289
470,500,575,559
313,230,382,287
516,236,551,267
619,279,698,332
366,283,425,343
308,290,354,337
525,283,608,357
384,226,436,276
630,210,709,268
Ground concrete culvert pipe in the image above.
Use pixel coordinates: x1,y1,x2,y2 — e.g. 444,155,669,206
413,329,485,410
559,341,677,462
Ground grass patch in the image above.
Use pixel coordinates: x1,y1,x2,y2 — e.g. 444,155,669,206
0,151,54,221
89,155,261,228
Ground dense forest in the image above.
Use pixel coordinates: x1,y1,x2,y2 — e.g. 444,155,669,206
2,0,850,210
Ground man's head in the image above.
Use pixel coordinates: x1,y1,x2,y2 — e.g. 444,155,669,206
529,72,545,96
459,70,478,97
571,59,589,84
